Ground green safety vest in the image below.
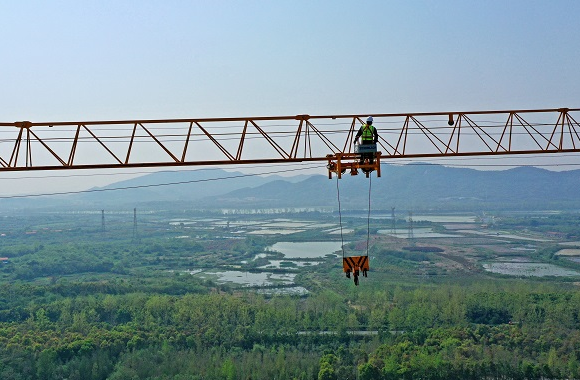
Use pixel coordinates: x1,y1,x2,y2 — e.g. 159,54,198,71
362,124,375,142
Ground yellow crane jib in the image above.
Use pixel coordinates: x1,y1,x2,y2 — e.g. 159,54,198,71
1,108,577,173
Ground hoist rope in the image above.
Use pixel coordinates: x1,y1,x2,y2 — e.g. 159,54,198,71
366,174,372,257
336,171,373,259
336,175,345,259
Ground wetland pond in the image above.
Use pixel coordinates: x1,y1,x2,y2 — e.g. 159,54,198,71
483,262,580,277
196,241,344,293
378,228,458,238
268,241,344,259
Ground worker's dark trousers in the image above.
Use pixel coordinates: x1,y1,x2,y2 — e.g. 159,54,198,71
359,141,375,164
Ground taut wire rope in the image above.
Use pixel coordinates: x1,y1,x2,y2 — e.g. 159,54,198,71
366,174,372,257
335,172,373,260
336,175,345,259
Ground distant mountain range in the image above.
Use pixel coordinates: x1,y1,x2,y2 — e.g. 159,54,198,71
207,164,580,212
74,169,313,207
3,164,580,212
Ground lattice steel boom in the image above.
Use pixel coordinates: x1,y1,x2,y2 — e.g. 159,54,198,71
0,108,578,174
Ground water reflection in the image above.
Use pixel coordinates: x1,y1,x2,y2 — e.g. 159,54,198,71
258,260,322,269
199,270,296,287
483,262,580,277
269,241,343,259
377,228,458,238
257,286,309,295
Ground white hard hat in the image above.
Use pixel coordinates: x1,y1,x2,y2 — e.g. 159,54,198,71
366,116,373,123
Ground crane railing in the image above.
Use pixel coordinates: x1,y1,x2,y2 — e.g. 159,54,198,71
0,108,578,172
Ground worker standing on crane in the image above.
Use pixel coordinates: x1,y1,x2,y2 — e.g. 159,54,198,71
354,116,379,169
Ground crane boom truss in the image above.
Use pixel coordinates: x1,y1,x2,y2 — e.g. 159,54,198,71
0,108,578,172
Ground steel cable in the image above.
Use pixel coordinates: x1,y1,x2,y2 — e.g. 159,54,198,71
336,175,345,259
366,174,372,257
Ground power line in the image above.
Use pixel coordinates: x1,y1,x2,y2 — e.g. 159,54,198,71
0,123,562,142
1,160,578,199
0,164,323,199
389,161,580,168
1,153,578,200
0,162,320,180
430,162,580,168
384,158,580,168
1,156,578,183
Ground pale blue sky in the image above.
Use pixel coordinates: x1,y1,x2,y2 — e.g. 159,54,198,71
0,1,579,195
2,0,578,122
